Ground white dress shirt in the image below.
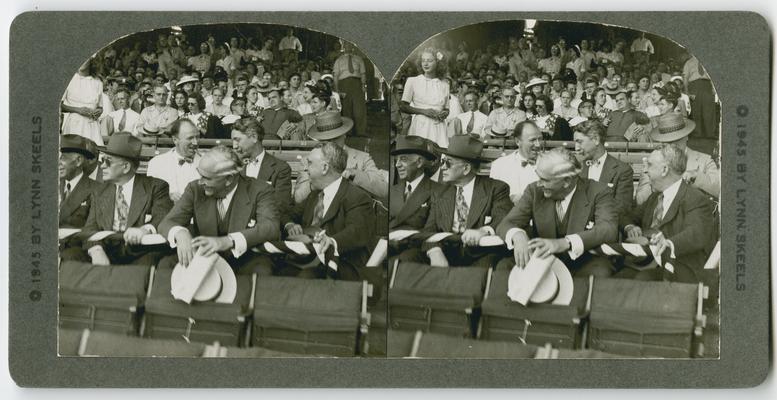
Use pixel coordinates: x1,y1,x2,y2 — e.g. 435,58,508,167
489,151,539,200
244,150,266,179
107,107,142,135
455,110,489,137
113,175,136,230
146,149,202,199
405,173,424,196
586,152,608,182
658,179,682,221
64,172,83,197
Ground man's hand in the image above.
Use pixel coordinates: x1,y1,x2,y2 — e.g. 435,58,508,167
285,223,304,237
650,231,671,257
461,228,486,247
313,230,336,254
511,230,531,269
191,236,232,257
427,247,449,267
123,227,148,246
89,246,111,265
175,229,194,267
528,237,569,258
625,225,643,241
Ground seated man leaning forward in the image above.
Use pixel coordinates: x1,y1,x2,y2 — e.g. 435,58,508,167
157,145,281,275
400,134,512,268
62,133,173,266
293,111,388,203
496,147,619,278
282,142,374,281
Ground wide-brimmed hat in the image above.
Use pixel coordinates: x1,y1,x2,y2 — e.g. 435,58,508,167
176,75,199,87
60,134,96,159
508,255,574,306
490,125,509,137
568,116,588,128
307,111,354,141
171,253,237,304
391,135,436,160
649,112,696,142
440,134,483,161
604,84,624,96
526,77,548,89
99,132,143,161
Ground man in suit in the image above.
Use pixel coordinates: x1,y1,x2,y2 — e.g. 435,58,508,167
402,135,512,268
231,117,293,221
573,119,634,216
283,142,373,281
294,111,388,203
146,119,202,202
389,135,445,230
496,147,619,277
635,112,719,204
59,135,103,228
63,133,173,265
617,144,714,283
157,145,281,275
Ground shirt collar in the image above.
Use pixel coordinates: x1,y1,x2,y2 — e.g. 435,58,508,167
662,178,683,202
251,150,266,164
118,175,136,196
590,151,608,167
220,181,239,205
560,184,577,209
407,173,424,192
66,172,84,189
321,177,343,206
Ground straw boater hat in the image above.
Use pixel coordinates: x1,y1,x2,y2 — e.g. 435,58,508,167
568,116,588,128
176,75,199,87
525,77,548,89
649,112,696,142
391,135,436,160
490,125,509,137
99,133,143,161
60,134,96,159
440,134,483,162
307,111,354,141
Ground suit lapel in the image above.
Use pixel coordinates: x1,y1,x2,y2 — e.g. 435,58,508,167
389,181,406,221
100,184,116,230
61,178,91,218
438,185,456,231
227,178,253,232
466,177,488,228
320,180,348,226
257,154,275,182
395,178,431,226
535,192,556,238
565,179,592,234
126,175,148,227
599,156,618,184
658,181,685,228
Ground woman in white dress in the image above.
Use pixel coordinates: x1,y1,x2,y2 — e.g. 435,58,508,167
400,47,450,148
60,58,104,145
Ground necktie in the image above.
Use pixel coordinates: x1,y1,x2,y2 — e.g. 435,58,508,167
453,186,468,233
555,200,565,222
114,185,129,232
311,191,325,227
118,109,126,131
347,54,354,73
651,193,664,228
466,111,475,133
403,182,412,201
217,197,228,223
64,182,72,199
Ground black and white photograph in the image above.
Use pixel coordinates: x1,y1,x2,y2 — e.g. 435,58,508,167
56,22,391,358
387,19,721,359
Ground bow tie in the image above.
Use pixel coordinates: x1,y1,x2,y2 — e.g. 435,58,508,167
178,157,194,165
521,160,535,167
586,160,601,167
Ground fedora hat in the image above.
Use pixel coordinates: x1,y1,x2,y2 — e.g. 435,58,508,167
507,255,574,306
60,134,96,159
526,77,548,89
307,111,354,141
99,133,143,161
649,112,696,142
171,253,237,304
391,135,436,160
490,125,508,137
440,134,483,161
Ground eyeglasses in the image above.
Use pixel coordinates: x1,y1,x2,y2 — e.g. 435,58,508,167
99,156,126,167
441,158,466,168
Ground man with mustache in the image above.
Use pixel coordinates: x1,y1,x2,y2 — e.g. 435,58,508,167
489,121,542,204
146,119,202,203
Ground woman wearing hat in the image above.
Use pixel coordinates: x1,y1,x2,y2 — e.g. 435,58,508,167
400,47,451,148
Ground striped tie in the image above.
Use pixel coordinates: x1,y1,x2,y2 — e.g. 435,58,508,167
114,185,128,232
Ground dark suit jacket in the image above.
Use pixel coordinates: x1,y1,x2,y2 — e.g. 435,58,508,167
288,179,373,278
496,177,618,251
202,114,228,139
59,176,103,228
623,180,713,281
243,153,292,222
423,176,512,234
81,174,173,248
159,175,280,250
580,154,634,217
389,176,445,230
